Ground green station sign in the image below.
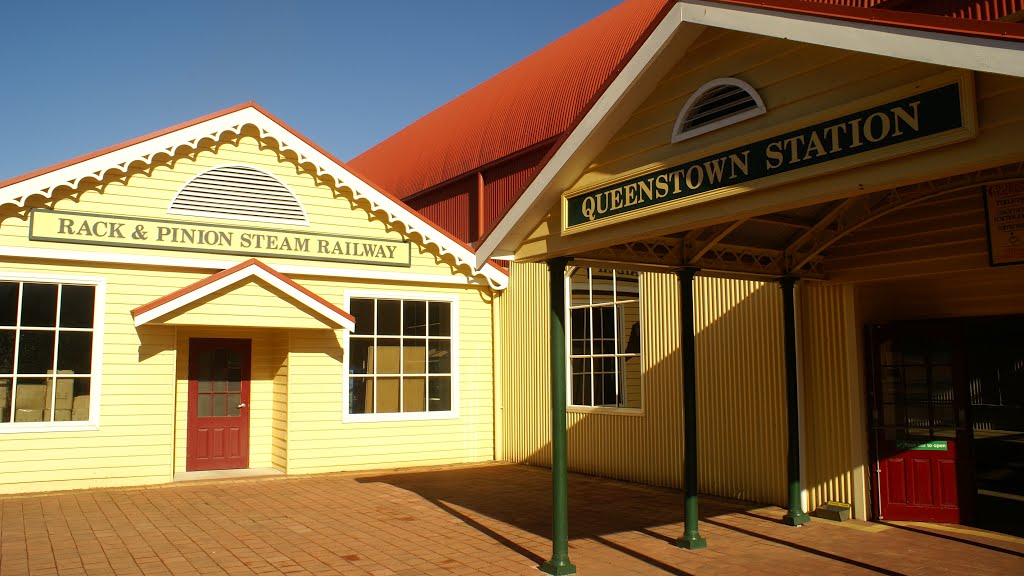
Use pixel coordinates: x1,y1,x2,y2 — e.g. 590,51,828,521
565,82,967,230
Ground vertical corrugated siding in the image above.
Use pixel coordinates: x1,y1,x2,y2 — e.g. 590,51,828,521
694,277,787,506
408,178,475,243
503,264,851,507
881,0,1022,19
483,144,553,227
800,283,855,512
501,261,552,466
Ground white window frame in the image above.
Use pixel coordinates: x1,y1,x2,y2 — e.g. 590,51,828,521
565,268,644,416
671,77,767,144
342,290,460,423
0,271,105,433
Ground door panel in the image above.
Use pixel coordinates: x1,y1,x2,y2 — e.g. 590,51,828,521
187,338,250,471
869,323,968,523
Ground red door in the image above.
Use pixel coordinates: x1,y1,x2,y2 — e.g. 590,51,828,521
187,339,251,471
869,323,970,523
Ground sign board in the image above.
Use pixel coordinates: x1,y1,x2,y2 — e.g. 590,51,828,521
895,440,948,451
563,75,975,233
29,210,412,267
985,182,1024,266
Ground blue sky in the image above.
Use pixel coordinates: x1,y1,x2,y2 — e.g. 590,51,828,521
0,0,620,182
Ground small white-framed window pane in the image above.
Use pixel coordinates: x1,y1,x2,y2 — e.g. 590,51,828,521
0,330,14,373
375,339,401,374
21,284,58,327
351,299,374,335
0,378,11,422
377,300,401,335
619,301,641,356
349,338,372,375
59,285,95,328
57,332,92,374
13,377,49,420
591,270,615,305
427,341,451,374
403,377,426,412
349,377,372,414
428,302,451,337
403,301,427,336
571,358,593,406
570,268,590,307
570,309,590,356
616,272,640,300
0,283,19,326
377,377,400,413
403,339,427,373
593,308,617,355
428,377,451,412
17,331,55,374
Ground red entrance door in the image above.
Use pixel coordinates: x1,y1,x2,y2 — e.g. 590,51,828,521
868,323,970,523
187,339,251,471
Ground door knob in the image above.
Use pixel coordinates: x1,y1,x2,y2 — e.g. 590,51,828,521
238,403,247,408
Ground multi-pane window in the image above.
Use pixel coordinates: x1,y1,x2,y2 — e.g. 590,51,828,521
0,281,97,424
569,268,641,409
348,298,453,415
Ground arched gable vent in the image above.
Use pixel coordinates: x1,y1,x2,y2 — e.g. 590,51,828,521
672,78,766,144
169,165,309,226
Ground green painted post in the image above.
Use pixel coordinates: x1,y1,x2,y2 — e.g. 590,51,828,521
676,268,707,550
542,257,577,576
780,276,811,527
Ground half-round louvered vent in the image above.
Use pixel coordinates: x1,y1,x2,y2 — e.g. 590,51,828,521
672,78,766,144
169,165,309,226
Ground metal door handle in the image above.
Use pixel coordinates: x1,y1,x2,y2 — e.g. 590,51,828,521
238,403,247,408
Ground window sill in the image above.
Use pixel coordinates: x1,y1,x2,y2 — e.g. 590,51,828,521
343,411,459,424
567,406,644,417
0,422,99,434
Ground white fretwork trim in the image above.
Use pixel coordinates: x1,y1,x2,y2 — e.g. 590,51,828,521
0,107,508,290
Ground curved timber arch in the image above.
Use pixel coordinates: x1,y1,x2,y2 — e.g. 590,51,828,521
785,161,1024,274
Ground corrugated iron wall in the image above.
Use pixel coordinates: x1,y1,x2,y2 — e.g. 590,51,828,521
500,261,552,465
800,283,857,512
804,0,1022,19
693,277,788,506
501,263,862,510
483,143,553,226
407,176,475,242
499,263,861,510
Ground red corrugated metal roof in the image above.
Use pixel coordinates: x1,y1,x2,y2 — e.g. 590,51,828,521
350,0,1024,208
347,0,672,200
820,0,1023,19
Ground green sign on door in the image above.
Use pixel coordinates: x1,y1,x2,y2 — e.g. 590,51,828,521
896,440,948,451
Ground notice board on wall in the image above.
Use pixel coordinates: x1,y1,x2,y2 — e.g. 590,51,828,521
985,182,1024,266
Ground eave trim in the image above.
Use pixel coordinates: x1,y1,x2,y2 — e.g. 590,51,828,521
131,258,356,330
0,105,508,291
475,0,1024,266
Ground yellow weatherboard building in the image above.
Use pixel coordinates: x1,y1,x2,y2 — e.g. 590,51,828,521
0,106,507,493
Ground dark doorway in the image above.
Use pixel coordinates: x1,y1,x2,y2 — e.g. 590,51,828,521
868,316,1024,535
965,316,1024,536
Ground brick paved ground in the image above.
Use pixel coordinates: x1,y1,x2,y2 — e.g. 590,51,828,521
1,463,1021,576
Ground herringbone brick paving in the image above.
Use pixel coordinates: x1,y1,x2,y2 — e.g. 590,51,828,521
1,463,1021,575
